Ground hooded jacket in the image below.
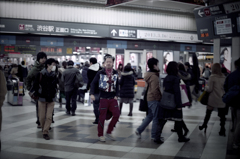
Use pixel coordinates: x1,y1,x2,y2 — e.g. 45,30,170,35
26,61,45,91
87,63,101,93
90,68,119,99
206,74,226,108
144,71,162,102
33,68,58,102
119,71,135,98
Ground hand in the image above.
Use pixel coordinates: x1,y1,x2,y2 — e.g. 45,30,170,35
114,96,118,100
91,95,95,101
177,108,182,110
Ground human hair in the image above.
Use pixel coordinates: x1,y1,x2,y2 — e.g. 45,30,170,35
138,66,142,69
118,63,123,71
55,60,59,65
124,65,132,72
85,61,90,67
147,58,159,71
21,61,25,65
206,66,209,69
45,58,56,69
184,62,190,68
178,63,186,72
62,61,67,69
90,57,97,64
68,60,74,66
164,52,170,64
235,58,240,68
37,52,47,62
166,61,178,76
212,63,222,76
104,54,115,62
220,48,228,56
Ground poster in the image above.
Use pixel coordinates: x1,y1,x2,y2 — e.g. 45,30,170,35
146,52,153,71
163,52,173,74
130,53,138,67
220,46,231,73
214,18,232,35
116,54,124,69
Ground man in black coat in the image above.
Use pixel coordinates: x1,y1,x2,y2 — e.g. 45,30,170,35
87,58,101,124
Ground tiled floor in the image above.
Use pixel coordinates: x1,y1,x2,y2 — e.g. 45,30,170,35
0,95,240,159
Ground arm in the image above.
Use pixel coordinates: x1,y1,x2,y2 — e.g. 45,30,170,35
179,72,191,81
151,75,161,100
32,72,40,96
61,71,65,83
173,78,182,108
206,76,214,93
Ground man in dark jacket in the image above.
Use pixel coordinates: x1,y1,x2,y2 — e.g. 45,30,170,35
19,61,28,83
62,60,83,116
90,54,120,142
224,58,240,149
33,58,57,140
26,52,47,128
87,58,101,124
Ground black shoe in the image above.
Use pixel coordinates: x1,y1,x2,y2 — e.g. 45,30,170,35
199,125,208,133
184,129,189,136
43,134,50,140
93,121,98,124
171,129,177,132
219,128,226,137
154,139,164,144
52,120,55,123
49,127,52,130
72,112,76,116
128,113,132,116
178,137,190,142
66,111,70,115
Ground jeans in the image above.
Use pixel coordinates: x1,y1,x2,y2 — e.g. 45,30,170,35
137,101,160,139
65,89,78,113
93,94,100,122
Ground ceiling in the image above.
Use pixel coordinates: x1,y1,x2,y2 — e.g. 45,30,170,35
5,0,204,13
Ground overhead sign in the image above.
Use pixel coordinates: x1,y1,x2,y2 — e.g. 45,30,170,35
106,0,134,7
109,27,137,38
194,1,240,40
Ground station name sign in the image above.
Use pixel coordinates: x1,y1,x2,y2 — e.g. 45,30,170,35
194,1,240,40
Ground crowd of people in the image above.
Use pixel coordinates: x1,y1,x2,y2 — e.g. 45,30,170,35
0,51,239,150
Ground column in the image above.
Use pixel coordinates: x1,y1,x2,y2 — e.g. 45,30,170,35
108,48,116,68
213,39,220,64
232,37,240,70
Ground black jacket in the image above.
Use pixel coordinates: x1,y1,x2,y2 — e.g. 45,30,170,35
81,66,89,84
224,68,240,107
90,68,119,99
87,63,101,93
163,75,182,108
119,71,135,98
33,68,58,102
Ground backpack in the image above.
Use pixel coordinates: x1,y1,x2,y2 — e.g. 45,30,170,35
74,72,84,88
222,85,240,105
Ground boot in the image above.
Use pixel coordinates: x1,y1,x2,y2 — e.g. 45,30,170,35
128,103,133,116
119,103,123,115
182,120,189,136
176,121,190,142
199,109,212,133
219,115,226,136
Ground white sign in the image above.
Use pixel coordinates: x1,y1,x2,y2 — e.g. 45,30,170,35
119,30,129,37
224,1,240,14
137,30,200,42
56,27,69,33
37,25,54,32
214,18,232,35
198,10,204,17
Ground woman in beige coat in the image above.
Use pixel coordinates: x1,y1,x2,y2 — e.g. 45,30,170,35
199,63,227,136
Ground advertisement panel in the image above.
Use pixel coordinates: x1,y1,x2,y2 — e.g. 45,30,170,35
163,52,173,74
220,46,231,73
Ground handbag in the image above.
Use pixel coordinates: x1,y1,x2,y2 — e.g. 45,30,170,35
139,84,149,112
200,91,209,105
84,92,91,107
160,91,176,110
180,85,189,105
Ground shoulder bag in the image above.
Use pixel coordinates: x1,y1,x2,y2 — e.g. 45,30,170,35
139,84,149,112
160,91,176,110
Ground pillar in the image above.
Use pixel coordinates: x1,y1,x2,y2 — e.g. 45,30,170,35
232,37,240,70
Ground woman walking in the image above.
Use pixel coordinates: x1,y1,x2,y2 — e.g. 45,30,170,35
33,58,58,140
199,63,226,136
119,65,136,116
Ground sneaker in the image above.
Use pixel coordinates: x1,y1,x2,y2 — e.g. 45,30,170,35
43,134,50,140
99,136,106,142
135,130,141,139
154,139,164,144
106,133,116,141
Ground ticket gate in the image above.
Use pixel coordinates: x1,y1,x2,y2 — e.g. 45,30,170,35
7,78,23,106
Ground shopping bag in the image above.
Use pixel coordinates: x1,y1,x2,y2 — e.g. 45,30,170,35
180,86,189,105
198,91,206,102
84,92,91,107
198,91,209,105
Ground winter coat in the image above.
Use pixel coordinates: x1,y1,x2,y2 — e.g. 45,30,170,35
62,66,83,92
81,66,89,84
119,71,135,98
206,74,226,108
87,63,101,93
26,61,45,91
224,68,240,107
90,68,119,99
144,71,162,102
0,70,7,131
33,68,58,103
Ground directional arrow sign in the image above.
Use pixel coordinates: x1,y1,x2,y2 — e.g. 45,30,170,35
111,29,117,36
198,10,204,17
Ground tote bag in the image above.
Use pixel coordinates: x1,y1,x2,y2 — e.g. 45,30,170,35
84,92,91,107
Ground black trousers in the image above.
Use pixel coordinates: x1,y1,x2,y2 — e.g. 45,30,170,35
65,89,78,113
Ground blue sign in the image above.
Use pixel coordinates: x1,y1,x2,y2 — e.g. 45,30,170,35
107,40,127,49
40,37,64,46
0,35,16,45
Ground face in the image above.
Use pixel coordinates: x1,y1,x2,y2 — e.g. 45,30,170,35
48,62,55,70
39,57,46,64
105,58,113,69
224,50,228,59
